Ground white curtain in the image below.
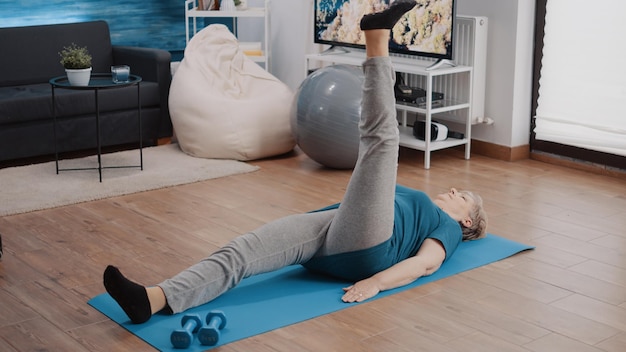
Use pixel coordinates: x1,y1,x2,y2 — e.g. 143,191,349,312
534,0,626,157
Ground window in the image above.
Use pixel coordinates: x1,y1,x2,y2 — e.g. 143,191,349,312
531,0,626,169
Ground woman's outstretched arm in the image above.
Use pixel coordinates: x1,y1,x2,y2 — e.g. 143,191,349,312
341,238,446,302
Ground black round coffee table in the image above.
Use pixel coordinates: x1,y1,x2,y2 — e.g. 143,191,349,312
50,73,143,182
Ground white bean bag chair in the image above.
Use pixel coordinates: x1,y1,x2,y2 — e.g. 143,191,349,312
169,24,295,160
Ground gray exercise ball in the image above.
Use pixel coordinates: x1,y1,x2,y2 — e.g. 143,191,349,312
291,64,364,169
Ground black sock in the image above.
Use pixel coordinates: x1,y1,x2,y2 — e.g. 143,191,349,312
360,0,417,30
103,265,152,324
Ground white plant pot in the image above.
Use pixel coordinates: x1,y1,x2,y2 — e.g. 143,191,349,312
66,67,92,86
220,0,236,11
236,0,248,10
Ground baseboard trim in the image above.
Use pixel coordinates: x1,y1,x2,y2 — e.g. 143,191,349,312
530,151,626,178
157,137,173,145
468,140,624,177
471,140,529,162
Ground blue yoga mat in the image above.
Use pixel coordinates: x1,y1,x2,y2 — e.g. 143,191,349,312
89,234,532,351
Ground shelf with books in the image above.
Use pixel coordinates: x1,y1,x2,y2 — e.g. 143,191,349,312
184,0,270,70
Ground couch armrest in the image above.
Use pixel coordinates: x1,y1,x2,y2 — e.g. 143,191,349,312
112,46,170,82
112,46,173,139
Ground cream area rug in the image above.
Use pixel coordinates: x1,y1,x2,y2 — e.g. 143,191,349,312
0,143,259,217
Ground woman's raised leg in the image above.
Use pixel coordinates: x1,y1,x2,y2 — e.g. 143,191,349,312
319,1,416,255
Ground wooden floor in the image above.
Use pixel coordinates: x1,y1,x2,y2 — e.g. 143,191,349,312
1,147,625,351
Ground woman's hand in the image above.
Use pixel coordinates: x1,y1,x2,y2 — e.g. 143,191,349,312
342,278,380,303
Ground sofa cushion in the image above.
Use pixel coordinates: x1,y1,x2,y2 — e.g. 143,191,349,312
0,82,160,125
0,21,114,87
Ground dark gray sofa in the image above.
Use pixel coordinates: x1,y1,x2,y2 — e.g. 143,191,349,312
0,20,173,163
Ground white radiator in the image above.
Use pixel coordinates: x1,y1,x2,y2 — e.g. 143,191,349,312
400,15,489,124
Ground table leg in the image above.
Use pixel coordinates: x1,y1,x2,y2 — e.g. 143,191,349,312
95,88,102,183
51,85,59,174
138,83,143,170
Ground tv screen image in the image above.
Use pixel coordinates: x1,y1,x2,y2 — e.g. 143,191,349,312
315,0,455,60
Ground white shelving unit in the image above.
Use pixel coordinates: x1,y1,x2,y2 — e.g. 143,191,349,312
306,50,473,169
184,0,270,70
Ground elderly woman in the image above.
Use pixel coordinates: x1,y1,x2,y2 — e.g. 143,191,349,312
104,0,487,324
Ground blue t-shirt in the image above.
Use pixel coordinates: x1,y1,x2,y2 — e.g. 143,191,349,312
302,184,462,281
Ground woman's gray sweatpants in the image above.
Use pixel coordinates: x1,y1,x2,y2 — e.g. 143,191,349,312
159,57,400,313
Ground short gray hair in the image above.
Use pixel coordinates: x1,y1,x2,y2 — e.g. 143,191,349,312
461,191,487,241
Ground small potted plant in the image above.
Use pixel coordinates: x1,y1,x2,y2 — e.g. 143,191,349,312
59,43,92,86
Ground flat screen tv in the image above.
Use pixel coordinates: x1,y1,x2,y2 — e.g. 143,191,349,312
315,0,455,60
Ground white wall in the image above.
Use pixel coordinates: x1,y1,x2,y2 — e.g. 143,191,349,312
457,0,535,148
241,0,536,149
266,0,320,90
238,0,318,89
